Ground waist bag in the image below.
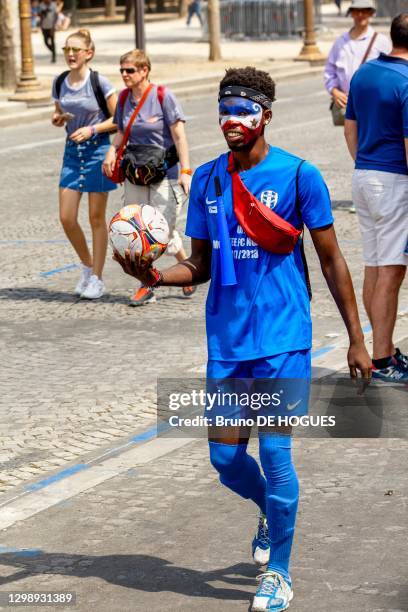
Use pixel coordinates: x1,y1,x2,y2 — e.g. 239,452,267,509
227,153,302,254
122,143,179,186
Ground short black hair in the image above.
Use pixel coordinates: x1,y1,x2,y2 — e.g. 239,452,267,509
391,13,408,49
219,67,276,102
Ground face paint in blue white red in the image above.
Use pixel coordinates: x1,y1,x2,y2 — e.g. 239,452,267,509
219,97,264,148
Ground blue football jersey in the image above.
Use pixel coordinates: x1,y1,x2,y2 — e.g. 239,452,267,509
186,146,334,361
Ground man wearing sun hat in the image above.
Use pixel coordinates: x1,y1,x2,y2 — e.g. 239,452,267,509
324,0,391,120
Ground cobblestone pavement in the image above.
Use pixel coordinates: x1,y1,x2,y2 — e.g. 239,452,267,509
0,76,407,494
0,435,407,611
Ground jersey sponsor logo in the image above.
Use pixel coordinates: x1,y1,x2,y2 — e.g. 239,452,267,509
260,190,279,209
208,206,218,214
206,197,217,205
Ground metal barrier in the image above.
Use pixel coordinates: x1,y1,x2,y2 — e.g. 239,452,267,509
209,0,321,39
375,0,406,17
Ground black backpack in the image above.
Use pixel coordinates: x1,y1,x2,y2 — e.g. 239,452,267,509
55,69,111,119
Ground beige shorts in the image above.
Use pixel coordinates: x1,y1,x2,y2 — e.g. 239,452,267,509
352,169,408,267
124,178,187,256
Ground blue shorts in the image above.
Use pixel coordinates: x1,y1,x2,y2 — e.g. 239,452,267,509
206,350,311,421
207,349,311,379
60,133,117,193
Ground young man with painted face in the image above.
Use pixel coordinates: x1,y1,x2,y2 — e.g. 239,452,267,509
114,67,371,611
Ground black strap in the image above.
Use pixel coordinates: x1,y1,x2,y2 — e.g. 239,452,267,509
55,69,111,119
296,160,312,301
55,70,69,99
90,70,110,119
204,159,217,196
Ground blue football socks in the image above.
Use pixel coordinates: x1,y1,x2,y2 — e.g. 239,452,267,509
208,434,299,582
259,434,299,581
209,441,267,514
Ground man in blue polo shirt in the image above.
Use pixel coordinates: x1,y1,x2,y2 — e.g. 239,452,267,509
115,67,371,611
345,13,408,382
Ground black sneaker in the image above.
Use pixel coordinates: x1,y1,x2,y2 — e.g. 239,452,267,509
394,348,408,371
372,357,408,383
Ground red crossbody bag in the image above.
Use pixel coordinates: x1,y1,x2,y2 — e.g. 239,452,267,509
109,83,154,184
227,153,302,254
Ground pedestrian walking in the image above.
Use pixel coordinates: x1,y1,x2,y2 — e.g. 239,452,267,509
324,0,391,126
39,0,58,63
103,49,196,306
334,0,342,16
186,0,203,26
31,0,40,30
55,0,71,31
113,66,372,611
52,28,117,299
344,13,408,382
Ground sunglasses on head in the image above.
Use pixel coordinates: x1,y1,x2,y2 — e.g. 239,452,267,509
119,67,138,75
62,46,87,54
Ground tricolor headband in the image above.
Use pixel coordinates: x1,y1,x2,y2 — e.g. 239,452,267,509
218,85,273,109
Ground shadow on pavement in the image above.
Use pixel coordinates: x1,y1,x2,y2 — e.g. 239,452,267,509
0,552,255,600
0,287,199,306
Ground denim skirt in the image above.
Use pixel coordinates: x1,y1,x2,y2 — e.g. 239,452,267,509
59,133,116,193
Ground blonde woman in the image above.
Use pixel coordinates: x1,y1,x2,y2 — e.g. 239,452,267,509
52,28,117,299
103,49,196,306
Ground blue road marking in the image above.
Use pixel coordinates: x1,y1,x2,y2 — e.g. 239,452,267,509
25,464,89,492
22,428,170,495
40,263,80,278
0,546,42,557
129,422,169,444
311,346,336,359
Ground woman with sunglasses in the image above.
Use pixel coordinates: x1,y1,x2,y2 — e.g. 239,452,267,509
103,49,196,306
51,28,117,299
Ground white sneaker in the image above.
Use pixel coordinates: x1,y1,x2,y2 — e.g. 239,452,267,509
80,275,105,299
252,513,270,567
252,571,293,612
74,264,92,295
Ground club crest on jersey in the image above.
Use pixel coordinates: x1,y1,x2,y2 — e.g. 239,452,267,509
260,190,279,209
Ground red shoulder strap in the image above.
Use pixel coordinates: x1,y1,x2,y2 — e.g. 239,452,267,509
116,84,154,159
157,85,166,108
360,32,378,66
119,88,130,108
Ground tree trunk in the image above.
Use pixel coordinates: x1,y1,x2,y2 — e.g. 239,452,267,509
178,0,188,18
208,0,221,61
0,0,16,88
105,0,116,17
125,0,134,22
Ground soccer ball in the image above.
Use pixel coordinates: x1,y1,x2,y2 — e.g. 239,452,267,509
109,204,169,262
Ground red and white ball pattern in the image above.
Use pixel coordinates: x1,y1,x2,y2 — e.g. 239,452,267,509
109,204,169,262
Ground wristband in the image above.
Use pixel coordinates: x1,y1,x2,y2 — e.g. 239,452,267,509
90,125,96,137
180,168,193,176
